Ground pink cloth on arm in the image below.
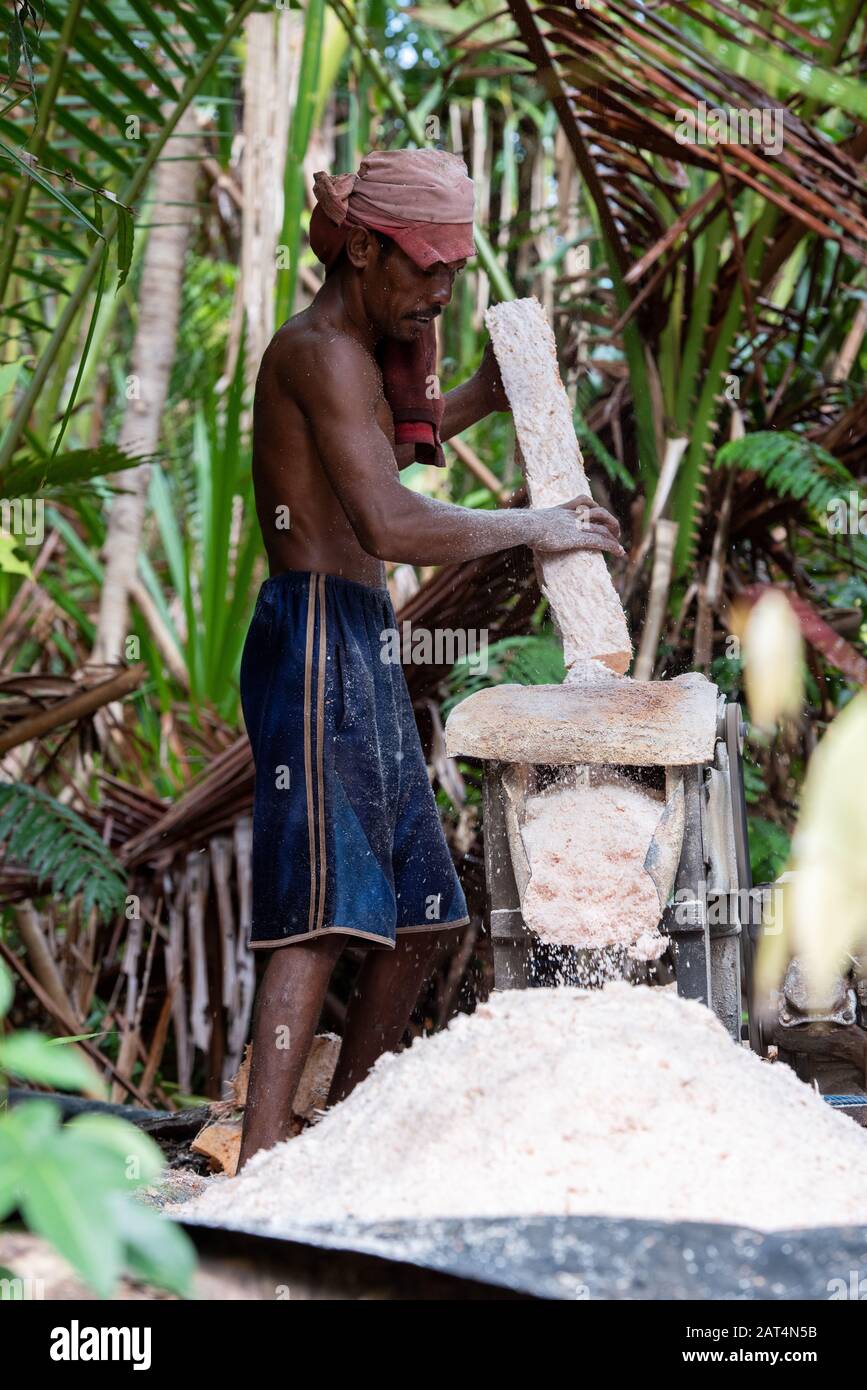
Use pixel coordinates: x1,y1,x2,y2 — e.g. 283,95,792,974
377,329,444,469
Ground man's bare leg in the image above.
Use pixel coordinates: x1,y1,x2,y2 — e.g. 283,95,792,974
239,935,344,1169
326,928,458,1105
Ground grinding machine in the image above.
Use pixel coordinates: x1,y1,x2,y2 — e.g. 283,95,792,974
445,670,866,1094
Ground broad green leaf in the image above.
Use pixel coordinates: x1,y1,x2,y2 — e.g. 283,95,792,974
0,1032,105,1094
109,1192,196,1297
0,1128,27,1221
67,1114,164,1189
57,1129,154,1197
0,1098,60,1148
0,1099,187,1297
0,1100,62,1215
19,1149,124,1299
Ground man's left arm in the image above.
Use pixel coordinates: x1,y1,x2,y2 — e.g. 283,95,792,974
439,340,510,442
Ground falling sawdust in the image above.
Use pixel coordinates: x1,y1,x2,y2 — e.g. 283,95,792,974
179,984,867,1234
520,780,667,958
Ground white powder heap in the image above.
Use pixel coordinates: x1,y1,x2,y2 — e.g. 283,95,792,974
180,984,867,1234
520,780,666,958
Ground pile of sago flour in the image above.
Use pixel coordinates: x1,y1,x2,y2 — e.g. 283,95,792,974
179,984,867,1234
519,779,667,958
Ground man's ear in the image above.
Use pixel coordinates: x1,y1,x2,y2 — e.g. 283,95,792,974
344,225,376,270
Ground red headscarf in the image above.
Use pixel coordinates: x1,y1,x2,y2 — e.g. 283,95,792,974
310,148,475,269
310,150,476,467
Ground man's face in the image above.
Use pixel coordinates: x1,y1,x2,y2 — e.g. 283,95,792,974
348,229,465,341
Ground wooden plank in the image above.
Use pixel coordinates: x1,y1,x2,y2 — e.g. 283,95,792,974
486,297,632,675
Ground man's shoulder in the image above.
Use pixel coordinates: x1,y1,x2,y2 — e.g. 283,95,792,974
262,310,381,398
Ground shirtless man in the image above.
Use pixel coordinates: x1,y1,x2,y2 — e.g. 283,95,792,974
238,150,623,1167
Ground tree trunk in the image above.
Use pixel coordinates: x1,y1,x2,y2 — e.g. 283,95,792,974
92,108,201,666
221,8,303,400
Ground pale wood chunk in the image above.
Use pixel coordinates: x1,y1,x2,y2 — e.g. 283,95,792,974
485,297,632,675
444,673,719,766
191,1121,242,1176
292,1033,341,1117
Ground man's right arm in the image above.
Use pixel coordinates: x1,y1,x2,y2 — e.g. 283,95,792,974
287,336,624,568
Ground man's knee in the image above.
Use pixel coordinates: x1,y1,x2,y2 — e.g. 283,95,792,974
259,935,343,997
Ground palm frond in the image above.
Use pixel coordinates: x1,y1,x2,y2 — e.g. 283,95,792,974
1,443,158,497
0,783,127,917
716,431,855,514
0,0,260,471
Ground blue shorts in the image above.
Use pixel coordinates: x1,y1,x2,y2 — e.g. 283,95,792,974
240,570,469,950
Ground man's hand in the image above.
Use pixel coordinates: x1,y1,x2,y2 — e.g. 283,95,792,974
532,494,625,558
474,339,510,414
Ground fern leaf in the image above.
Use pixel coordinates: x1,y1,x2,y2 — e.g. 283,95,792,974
0,784,126,918
715,431,854,523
